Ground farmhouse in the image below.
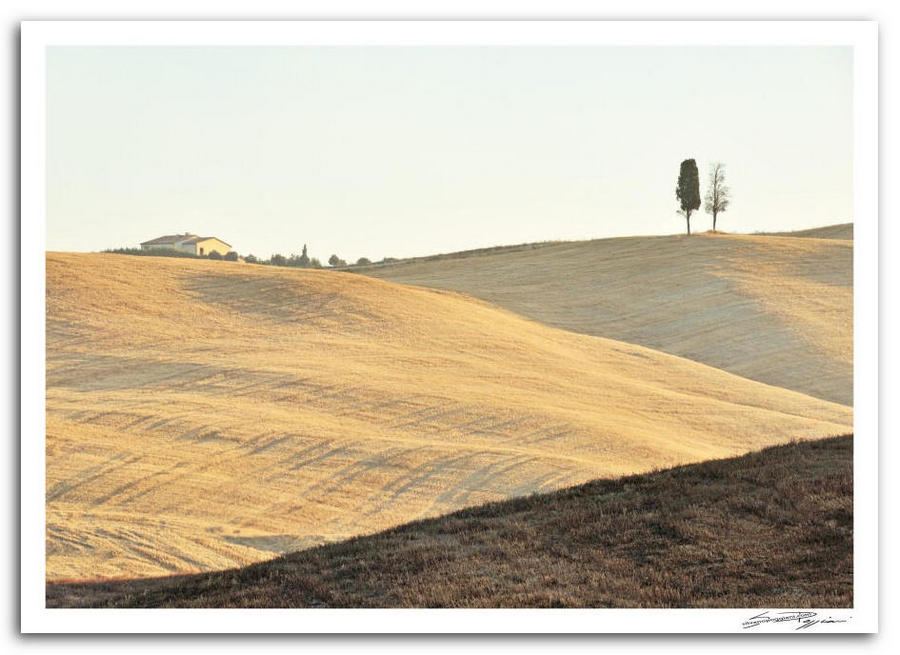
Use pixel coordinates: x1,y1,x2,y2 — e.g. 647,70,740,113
140,233,232,257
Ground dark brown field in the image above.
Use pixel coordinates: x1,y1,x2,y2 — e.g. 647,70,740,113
47,435,852,609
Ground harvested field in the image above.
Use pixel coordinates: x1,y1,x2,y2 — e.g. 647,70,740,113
47,435,853,608
46,251,851,581
761,223,853,240
360,230,853,405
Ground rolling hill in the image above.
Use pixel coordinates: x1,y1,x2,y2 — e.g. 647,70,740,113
762,222,853,240
46,435,853,608
359,230,853,405
46,251,852,581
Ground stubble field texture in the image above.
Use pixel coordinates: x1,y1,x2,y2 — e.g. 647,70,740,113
45,228,853,587
360,228,853,405
47,435,853,608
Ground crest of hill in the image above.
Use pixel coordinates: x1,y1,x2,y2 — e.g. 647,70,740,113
359,227,853,405
759,223,853,240
45,253,851,581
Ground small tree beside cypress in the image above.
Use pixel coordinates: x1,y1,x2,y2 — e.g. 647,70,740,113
704,162,731,232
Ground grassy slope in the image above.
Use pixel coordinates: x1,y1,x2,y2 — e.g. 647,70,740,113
360,231,853,405
761,223,853,240
46,253,851,581
47,435,852,608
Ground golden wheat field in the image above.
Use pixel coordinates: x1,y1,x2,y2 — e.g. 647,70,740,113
362,230,853,405
46,237,852,581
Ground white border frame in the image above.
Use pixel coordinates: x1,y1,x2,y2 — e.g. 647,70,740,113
20,20,878,634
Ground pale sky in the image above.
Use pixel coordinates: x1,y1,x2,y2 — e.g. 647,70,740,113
46,46,852,261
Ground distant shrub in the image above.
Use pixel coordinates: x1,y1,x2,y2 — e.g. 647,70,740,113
208,250,224,260
224,251,239,261
286,253,307,267
244,254,258,264
271,254,287,266
355,257,372,266
328,254,347,268
309,258,322,269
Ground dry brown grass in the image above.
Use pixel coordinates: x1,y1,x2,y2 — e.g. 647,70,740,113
46,251,852,581
360,230,853,405
46,435,853,608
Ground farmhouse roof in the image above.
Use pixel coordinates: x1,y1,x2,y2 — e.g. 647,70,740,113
181,236,232,247
140,233,197,246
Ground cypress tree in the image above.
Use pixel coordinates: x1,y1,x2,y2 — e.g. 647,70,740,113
676,159,701,235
